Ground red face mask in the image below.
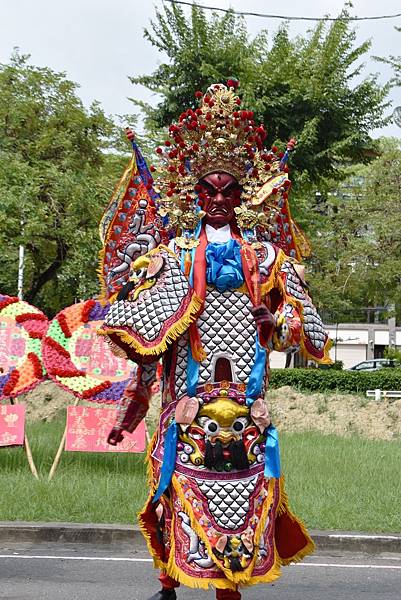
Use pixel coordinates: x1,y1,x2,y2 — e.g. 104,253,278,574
197,172,242,228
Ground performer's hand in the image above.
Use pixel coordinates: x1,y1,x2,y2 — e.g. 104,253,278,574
107,426,125,446
251,304,273,324
251,304,275,343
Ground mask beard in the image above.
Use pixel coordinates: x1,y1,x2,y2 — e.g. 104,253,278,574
229,556,243,572
230,439,250,471
204,439,249,471
204,440,224,470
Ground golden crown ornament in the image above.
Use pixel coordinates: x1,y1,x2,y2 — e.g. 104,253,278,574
151,81,297,246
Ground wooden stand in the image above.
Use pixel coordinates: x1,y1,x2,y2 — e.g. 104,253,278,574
48,397,80,481
24,433,39,479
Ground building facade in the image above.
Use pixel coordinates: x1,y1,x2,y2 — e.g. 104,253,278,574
269,321,400,369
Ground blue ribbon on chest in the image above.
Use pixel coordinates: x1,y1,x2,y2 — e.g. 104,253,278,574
205,239,244,292
264,424,281,478
152,419,178,503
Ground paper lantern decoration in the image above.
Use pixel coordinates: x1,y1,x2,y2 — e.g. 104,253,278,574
0,295,48,399
42,300,135,402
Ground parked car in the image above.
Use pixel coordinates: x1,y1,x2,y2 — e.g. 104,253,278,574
347,358,399,371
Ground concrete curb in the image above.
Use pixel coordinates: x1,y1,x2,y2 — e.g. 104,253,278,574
0,522,136,546
0,522,400,555
311,530,401,554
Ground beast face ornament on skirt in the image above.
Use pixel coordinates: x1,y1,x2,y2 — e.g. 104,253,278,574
177,392,267,472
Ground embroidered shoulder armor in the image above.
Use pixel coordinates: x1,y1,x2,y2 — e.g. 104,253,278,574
98,245,202,362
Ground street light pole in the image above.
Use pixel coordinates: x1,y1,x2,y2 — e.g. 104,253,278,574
17,219,24,300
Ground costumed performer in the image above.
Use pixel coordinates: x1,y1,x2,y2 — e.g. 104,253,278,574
98,82,332,600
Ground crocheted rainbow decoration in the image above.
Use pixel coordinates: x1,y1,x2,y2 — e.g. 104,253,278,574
0,295,48,399
42,299,135,402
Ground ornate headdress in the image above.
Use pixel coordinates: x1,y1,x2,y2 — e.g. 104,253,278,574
98,82,310,301
152,82,300,249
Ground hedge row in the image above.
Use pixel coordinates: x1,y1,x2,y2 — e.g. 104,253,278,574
269,368,401,394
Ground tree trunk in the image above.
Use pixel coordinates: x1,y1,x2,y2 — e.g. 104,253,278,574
25,239,68,304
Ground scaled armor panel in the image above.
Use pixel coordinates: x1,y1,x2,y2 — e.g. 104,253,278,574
173,288,258,400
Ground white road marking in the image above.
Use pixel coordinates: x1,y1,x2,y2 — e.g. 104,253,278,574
295,563,401,570
0,555,401,569
328,534,401,540
0,555,152,562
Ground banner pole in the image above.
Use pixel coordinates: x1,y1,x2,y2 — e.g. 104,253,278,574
48,397,80,481
24,433,39,479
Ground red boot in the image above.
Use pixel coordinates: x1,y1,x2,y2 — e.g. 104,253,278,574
216,588,241,600
158,573,180,590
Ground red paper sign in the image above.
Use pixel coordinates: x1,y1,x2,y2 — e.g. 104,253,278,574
0,404,25,447
65,406,147,453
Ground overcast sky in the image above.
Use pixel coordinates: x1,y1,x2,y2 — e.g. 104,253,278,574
1,0,400,137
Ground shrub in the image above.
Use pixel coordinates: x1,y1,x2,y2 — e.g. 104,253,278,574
384,346,401,362
269,368,401,394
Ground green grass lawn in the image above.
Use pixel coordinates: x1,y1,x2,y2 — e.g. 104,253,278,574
0,418,148,524
281,432,401,533
0,418,400,532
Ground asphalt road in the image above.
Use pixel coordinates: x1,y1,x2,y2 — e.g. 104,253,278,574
0,541,400,600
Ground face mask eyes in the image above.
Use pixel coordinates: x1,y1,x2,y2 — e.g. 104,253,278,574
205,420,220,436
231,417,248,434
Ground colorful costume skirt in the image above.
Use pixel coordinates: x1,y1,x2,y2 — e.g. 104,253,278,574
139,384,314,590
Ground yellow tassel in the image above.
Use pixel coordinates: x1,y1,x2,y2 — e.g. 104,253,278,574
184,250,192,277
138,471,299,589
260,249,287,298
97,293,203,358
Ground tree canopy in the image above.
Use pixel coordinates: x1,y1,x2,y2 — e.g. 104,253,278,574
375,26,401,89
306,138,401,323
0,7,398,325
0,52,126,315
131,3,390,186
131,3,400,323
